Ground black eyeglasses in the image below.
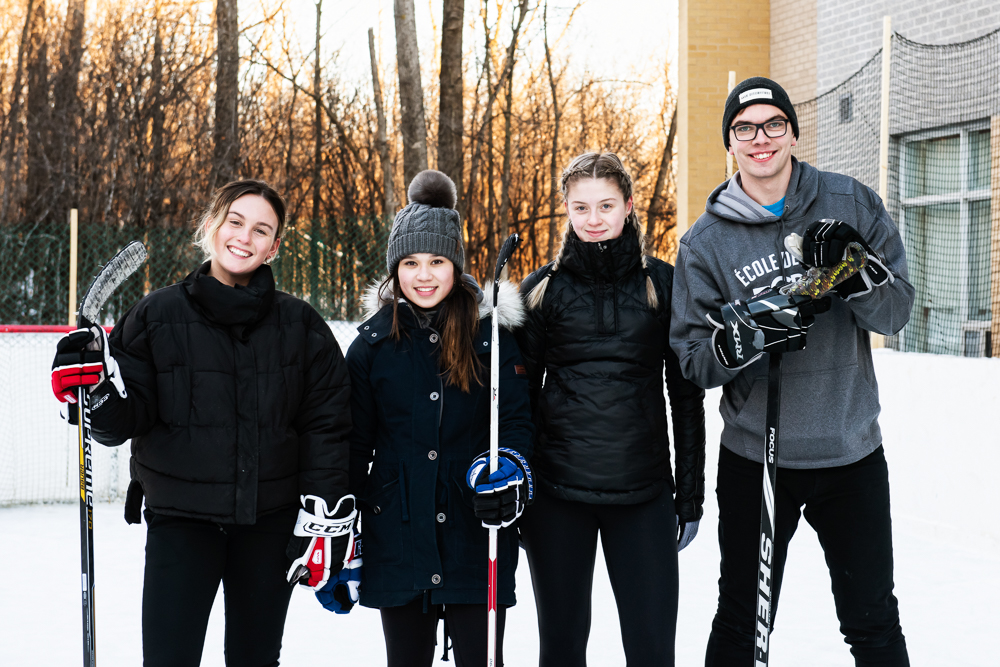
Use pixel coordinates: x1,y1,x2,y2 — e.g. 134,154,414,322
730,119,789,141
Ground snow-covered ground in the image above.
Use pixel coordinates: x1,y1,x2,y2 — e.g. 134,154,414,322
2,349,998,666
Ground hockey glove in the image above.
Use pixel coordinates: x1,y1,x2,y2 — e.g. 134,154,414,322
801,219,891,299
710,289,831,369
677,517,700,552
286,494,356,590
466,448,534,529
51,325,127,403
315,524,362,614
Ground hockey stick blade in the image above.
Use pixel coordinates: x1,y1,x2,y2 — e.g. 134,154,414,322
78,241,148,326
493,233,522,284
779,241,868,299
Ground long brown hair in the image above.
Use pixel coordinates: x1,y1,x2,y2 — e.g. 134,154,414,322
377,265,483,392
526,152,658,310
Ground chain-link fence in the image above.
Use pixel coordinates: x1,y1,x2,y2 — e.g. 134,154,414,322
794,27,999,357
1,216,391,334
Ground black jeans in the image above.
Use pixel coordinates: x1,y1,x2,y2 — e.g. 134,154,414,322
519,489,679,667
141,508,297,667
706,445,909,667
380,597,507,667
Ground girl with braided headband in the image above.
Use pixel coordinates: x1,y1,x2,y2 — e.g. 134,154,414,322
516,152,707,665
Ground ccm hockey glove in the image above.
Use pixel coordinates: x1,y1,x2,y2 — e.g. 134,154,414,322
51,325,127,403
467,448,534,529
315,523,362,614
801,219,891,299
711,289,831,369
286,494,356,590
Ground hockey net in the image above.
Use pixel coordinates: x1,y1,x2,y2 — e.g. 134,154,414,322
0,325,131,506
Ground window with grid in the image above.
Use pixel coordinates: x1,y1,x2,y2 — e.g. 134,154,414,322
898,122,992,357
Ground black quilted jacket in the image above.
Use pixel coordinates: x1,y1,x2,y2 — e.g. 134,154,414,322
516,227,706,520
89,262,351,525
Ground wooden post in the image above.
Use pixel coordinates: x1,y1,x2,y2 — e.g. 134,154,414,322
68,208,78,326
726,70,736,180
873,16,892,349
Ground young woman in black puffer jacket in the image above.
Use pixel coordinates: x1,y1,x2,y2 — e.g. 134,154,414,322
50,180,354,667
516,152,707,666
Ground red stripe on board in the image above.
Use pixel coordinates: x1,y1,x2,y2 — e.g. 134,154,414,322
0,325,112,334
488,558,498,612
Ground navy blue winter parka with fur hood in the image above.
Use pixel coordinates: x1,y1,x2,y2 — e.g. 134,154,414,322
345,278,533,608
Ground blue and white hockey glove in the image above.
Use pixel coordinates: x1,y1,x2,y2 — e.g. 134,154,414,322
466,448,534,529
286,494,356,590
51,325,126,404
677,517,700,552
800,219,891,299
315,523,362,614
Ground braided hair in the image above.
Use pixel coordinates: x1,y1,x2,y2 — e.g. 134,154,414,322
526,151,658,310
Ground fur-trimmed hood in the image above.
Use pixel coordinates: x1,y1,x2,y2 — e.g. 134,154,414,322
361,275,526,330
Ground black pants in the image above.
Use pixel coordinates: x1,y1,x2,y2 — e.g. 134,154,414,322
519,489,679,667
706,445,909,667
380,597,507,667
141,508,297,667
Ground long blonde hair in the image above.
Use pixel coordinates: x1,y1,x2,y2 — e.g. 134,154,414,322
526,152,658,310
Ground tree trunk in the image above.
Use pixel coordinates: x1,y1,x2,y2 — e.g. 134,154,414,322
50,0,85,211
212,0,239,188
149,4,166,226
312,0,322,223
438,0,464,203
369,28,396,218
544,0,561,259
0,0,37,224
647,105,677,237
394,0,428,193
25,0,49,216
498,67,514,240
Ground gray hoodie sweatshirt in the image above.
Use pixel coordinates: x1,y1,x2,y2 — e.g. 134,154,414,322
670,158,915,468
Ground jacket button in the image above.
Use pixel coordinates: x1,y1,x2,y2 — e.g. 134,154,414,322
373,506,382,515
436,512,446,523
371,332,377,337
429,333,439,343
431,574,442,585
429,392,439,401
364,325,370,330
428,450,438,460
482,341,488,347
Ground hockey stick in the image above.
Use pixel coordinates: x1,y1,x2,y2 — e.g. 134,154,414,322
487,233,521,667
75,241,148,667
754,241,868,666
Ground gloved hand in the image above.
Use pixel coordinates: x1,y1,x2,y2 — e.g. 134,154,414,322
677,517,700,552
315,523,362,614
801,219,891,299
710,288,831,369
466,448,533,529
51,325,127,403
287,494,356,590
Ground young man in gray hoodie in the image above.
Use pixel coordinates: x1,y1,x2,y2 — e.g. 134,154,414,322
670,77,914,666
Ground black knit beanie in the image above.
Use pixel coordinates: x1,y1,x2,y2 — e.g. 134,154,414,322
722,77,799,150
386,170,465,274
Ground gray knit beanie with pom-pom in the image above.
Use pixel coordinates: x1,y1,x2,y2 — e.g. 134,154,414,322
386,170,465,274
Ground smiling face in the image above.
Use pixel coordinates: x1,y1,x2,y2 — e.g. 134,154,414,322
397,254,456,309
728,103,797,196
565,177,633,243
207,194,281,287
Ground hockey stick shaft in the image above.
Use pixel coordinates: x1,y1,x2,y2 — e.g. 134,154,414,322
487,233,520,667
754,353,781,666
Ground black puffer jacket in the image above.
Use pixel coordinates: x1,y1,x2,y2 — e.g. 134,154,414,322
89,262,351,525
517,227,706,520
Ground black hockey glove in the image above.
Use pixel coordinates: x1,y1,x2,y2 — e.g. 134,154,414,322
466,448,534,529
711,289,831,369
801,219,891,299
51,325,127,404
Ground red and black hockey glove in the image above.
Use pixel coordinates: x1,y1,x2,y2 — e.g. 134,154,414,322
286,494,356,590
51,325,126,403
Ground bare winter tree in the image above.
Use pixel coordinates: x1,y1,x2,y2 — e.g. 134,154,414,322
438,0,464,203
369,27,396,218
212,0,239,188
394,0,428,192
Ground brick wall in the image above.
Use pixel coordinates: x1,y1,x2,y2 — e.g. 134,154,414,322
770,0,817,104
678,0,770,237
817,0,999,94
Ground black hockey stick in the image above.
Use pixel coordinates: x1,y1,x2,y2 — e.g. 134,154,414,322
487,232,521,667
75,241,148,667
754,352,781,666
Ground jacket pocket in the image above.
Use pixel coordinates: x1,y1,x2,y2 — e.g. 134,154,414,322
361,472,407,566
155,366,190,427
